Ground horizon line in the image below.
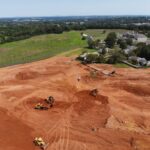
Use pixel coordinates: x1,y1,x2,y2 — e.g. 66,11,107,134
0,15,150,19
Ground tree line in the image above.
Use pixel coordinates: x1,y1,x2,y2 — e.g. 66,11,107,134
0,16,150,44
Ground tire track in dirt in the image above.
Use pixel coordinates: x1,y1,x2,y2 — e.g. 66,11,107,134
41,103,75,150
46,107,72,150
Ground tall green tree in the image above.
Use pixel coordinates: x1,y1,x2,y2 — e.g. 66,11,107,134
126,38,133,46
104,49,126,64
119,40,127,49
136,44,150,60
105,32,117,48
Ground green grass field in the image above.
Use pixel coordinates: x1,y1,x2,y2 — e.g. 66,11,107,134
114,63,129,68
0,29,127,67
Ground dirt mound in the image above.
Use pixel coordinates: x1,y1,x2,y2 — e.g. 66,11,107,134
82,74,107,83
106,115,147,134
113,82,150,96
16,70,39,80
0,107,34,150
73,90,110,127
74,90,109,113
123,84,150,96
2,88,33,99
25,97,45,108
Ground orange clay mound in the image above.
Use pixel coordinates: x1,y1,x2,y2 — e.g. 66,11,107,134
16,70,39,80
0,56,150,150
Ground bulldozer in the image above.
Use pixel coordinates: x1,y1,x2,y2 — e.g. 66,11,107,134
33,137,49,150
90,89,98,97
34,103,49,110
45,96,55,107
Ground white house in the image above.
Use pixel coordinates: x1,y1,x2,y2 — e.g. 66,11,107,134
121,32,148,43
134,34,148,43
137,57,147,66
147,61,150,67
146,40,150,45
129,56,147,66
82,33,88,38
123,46,137,55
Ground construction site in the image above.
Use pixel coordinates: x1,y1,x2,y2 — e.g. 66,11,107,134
0,56,150,150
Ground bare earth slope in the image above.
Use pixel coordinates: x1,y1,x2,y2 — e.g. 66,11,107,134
0,57,150,150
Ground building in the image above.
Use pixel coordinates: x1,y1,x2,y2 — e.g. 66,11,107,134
137,57,147,66
147,61,150,67
134,34,148,43
146,40,150,45
123,46,137,55
81,33,88,40
129,56,147,66
121,32,148,43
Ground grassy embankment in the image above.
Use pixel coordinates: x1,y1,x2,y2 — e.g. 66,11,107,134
0,29,127,67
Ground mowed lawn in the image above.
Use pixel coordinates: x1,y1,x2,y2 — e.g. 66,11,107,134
0,29,126,67
0,31,86,67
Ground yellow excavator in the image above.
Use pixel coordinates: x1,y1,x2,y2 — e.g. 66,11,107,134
33,137,49,150
34,103,49,110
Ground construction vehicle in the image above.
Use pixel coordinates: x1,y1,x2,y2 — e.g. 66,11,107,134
33,137,49,150
45,96,55,107
90,89,98,97
34,103,49,110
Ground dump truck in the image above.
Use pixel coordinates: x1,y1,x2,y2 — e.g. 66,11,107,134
33,137,49,150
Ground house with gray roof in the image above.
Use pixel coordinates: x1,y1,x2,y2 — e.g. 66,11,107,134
134,34,147,43
123,46,137,55
121,31,148,43
129,56,147,66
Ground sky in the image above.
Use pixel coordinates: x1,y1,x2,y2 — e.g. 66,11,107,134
0,0,150,18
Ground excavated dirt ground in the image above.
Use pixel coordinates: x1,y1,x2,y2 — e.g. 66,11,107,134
0,57,150,150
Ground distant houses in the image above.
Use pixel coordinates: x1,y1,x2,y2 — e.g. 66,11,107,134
120,31,148,43
135,34,147,43
79,31,150,67
146,40,150,45
129,56,147,66
123,45,137,55
119,31,150,66
147,61,150,67
81,33,88,40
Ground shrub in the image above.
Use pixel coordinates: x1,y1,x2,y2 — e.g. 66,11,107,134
104,49,126,64
86,53,99,63
135,44,150,60
126,38,133,45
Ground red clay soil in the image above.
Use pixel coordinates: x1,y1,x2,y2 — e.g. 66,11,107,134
0,56,150,150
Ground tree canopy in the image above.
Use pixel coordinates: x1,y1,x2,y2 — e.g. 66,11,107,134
136,44,150,60
105,32,117,48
